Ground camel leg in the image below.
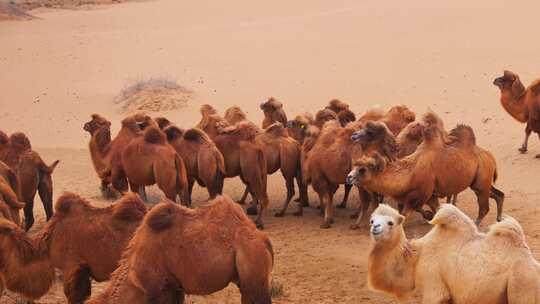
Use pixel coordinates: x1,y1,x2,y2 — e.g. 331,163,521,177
23,199,35,231
473,189,490,226
520,124,531,154
37,173,54,221
490,186,505,222
238,187,251,205
350,188,372,230
336,184,352,209
426,196,440,215
321,190,336,229
275,177,295,217
111,167,128,193
64,265,92,304
187,179,194,207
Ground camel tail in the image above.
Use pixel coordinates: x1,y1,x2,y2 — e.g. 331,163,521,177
448,124,476,147
174,154,189,204
0,178,24,209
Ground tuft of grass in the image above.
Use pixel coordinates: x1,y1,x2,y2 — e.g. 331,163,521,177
271,277,285,298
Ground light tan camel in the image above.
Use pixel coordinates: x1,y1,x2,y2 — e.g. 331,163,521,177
367,203,540,303
88,195,274,304
0,193,146,303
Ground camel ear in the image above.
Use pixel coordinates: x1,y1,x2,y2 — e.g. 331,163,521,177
396,214,405,225
511,76,525,99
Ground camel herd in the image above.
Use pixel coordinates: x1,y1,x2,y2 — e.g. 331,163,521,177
0,70,538,303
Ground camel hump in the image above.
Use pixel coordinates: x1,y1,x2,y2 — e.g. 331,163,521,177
143,127,166,144
183,128,211,143
55,192,91,215
529,79,540,95
146,202,180,232
112,193,147,221
429,204,477,232
0,130,8,144
487,215,527,245
163,125,184,142
154,117,171,130
448,124,476,147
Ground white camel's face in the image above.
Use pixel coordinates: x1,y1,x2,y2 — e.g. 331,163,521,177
370,214,397,241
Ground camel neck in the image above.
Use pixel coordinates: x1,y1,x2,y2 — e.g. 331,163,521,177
368,230,418,299
500,91,528,123
364,162,411,197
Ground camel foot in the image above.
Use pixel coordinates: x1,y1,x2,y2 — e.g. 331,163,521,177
320,222,331,229
294,197,300,202
350,224,360,230
519,147,528,154
350,211,360,219
301,200,310,207
336,202,347,209
236,200,245,205
496,216,502,222
255,220,264,230
535,154,540,159
292,210,303,217
274,211,285,217
422,211,434,221
246,205,258,215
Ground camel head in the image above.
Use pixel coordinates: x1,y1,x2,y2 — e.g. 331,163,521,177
84,114,111,135
0,130,8,145
493,70,525,99
325,99,350,113
197,114,230,139
421,111,445,131
337,109,357,127
132,113,157,130
398,121,424,142
369,204,404,242
351,121,393,146
200,104,217,117
260,97,283,113
154,117,171,130
314,109,337,128
387,105,416,124
346,152,386,186
9,132,31,152
286,114,312,142
224,106,247,125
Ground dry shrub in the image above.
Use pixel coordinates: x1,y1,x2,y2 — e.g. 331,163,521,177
114,78,193,113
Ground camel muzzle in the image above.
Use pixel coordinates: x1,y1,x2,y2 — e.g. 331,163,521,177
493,77,505,87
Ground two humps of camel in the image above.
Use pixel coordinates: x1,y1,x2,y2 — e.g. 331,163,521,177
88,195,274,304
367,203,540,303
0,193,146,303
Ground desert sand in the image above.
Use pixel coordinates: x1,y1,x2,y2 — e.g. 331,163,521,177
2,0,540,303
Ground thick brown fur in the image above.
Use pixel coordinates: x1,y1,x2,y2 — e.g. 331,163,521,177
0,130,60,231
314,109,337,128
0,161,24,225
325,99,350,113
196,106,230,139
121,126,189,203
261,97,288,129
380,105,416,136
212,122,269,229
164,126,225,204
347,122,504,225
224,105,248,125
0,193,146,303
494,70,540,156
286,112,314,144
88,196,273,304
324,99,356,127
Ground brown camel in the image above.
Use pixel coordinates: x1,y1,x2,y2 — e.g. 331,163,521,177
164,126,225,204
325,99,356,126
213,121,269,229
224,105,248,125
120,126,189,203
347,123,504,225
379,105,416,136
0,131,60,231
261,97,287,129
0,160,25,225
303,120,397,228
494,70,540,156
88,195,274,304
0,192,146,303
313,109,337,128
83,114,114,194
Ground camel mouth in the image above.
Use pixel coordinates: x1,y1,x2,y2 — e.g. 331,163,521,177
351,130,369,142
260,102,266,110
493,77,505,87
370,227,383,237
83,122,92,132
286,120,294,128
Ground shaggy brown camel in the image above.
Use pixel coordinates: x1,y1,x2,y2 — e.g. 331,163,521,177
83,114,114,194
313,109,337,128
164,126,225,204
494,70,540,157
0,161,25,225
303,120,397,228
367,204,540,303
88,195,274,304
261,97,287,129
0,192,146,303
347,123,504,225
0,131,60,231
325,99,356,126
120,126,189,203
224,105,248,125
213,121,269,229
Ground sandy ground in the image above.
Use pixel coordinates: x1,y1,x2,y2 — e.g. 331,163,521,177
2,0,540,303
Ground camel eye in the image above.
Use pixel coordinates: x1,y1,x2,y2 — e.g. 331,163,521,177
370,220,373,224
388,221,394,226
